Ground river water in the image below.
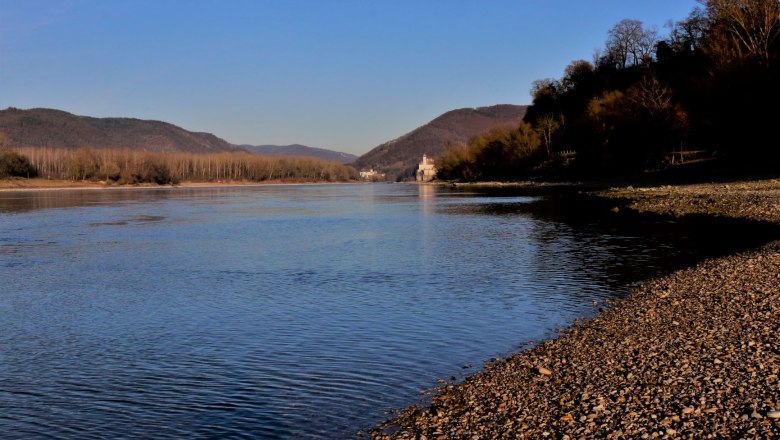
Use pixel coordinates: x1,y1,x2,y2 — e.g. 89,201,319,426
0,184,773,439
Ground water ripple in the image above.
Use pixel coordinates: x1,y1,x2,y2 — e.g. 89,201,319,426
1,185,775,439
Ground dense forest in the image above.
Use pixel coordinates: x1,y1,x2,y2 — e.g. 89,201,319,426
439,0,780,181
0,146,358,184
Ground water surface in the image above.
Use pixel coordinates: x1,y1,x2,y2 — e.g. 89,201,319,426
0,184,773,439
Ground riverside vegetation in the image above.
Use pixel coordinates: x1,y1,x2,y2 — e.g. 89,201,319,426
0,146,357,185
437,0,780,181
369,178,780,438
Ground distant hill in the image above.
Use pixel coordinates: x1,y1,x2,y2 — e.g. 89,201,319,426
353,104,527,180
0,107,237,153
239,144,357,164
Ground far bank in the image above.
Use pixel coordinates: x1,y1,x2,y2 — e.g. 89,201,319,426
0,177,363,193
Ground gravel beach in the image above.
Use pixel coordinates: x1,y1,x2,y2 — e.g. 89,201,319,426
369,178,780,439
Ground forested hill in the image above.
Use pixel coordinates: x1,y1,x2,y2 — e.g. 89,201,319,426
239,144,357,164
352,104,527,180
0,107,237,153
435,1,780,182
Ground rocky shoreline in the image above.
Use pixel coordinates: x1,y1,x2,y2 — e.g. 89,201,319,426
369,178,780,439
603,179,780,224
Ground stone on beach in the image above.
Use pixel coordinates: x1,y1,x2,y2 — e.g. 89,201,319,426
369,179,780,439
535,366,552,376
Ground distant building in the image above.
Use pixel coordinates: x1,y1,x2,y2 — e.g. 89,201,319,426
359,169,385,181
415,154,437,182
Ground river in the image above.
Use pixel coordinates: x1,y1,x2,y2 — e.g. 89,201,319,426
0,183,770,439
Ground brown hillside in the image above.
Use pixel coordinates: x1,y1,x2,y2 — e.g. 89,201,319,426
0,107,236,153
353,104,527,180
239,144,358,164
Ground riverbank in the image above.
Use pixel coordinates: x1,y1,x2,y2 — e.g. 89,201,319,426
369,178,780,438
0,178,358,192
603,179,780,224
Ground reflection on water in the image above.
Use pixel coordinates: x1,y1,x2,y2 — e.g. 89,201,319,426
417,184,436,216
0,188,173,213
0,184,776,439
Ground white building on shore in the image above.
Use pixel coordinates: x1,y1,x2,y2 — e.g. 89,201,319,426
415,154,437,182
359,169,385,181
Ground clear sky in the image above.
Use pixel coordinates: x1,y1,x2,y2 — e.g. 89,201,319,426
0,0,699,155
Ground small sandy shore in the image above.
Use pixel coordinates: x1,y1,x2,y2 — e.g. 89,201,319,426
369,178,780,439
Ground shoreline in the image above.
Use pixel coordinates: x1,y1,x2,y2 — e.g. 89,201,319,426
0,178,361,193
369,178,780,438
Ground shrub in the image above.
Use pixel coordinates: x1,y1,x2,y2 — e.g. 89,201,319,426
0,151,38,178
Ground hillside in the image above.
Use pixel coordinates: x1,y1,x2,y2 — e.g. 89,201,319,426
0,107,236,153
239,144,357,164
353,104,527,180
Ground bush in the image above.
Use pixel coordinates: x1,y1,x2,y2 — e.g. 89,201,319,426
0,151,38,178
122,160,173,185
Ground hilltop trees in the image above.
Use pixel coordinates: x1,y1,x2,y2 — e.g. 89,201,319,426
605,19,659,68
518,0,780,175
694,0,780,162
436,0,778,182
703,0,780,65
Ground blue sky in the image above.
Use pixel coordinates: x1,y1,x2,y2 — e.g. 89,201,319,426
0,0,698,155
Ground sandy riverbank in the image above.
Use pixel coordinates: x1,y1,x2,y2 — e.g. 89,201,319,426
369,178,780,438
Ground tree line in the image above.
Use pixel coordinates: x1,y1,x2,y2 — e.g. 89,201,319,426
440,0,780,181
1,146,358,183
436,122,542,181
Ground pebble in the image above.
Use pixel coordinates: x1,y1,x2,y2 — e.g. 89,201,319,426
536,366,552,376
369,179,780,439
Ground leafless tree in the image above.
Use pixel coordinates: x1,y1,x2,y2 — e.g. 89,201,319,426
606,19,659,68
8,147,358,183
535,115,560,157
627,76,674,118
703,0,780,65
530,78,558,101
670,7,709,52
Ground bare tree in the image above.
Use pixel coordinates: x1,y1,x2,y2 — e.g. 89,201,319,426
606,19,658,68
9,147,358,183
703,0,780,64
628,75,673,118
638,26,660,64
530,78,558,101
670,7,709,52
535,114,560,157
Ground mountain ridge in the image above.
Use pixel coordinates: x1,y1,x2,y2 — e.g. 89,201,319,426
239,144,357,164
0,107,238,153
352,104,527,180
